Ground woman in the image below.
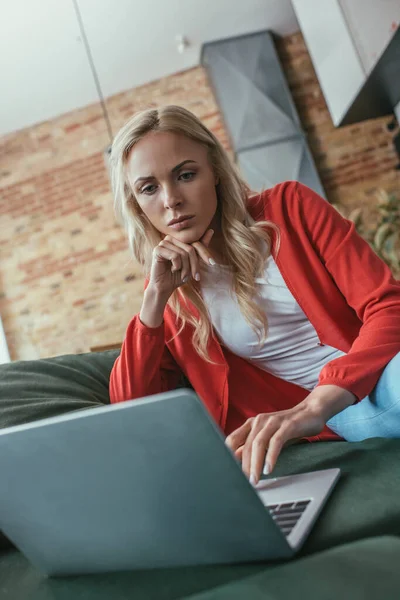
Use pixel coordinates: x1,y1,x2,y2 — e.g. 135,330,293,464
109,105,400,485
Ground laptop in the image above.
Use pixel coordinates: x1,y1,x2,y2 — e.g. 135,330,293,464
0,389,340,576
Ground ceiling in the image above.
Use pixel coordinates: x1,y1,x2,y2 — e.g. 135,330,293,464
0,0,299,136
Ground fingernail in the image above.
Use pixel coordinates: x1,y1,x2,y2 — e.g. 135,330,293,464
249,473,257,486
263,462,271,476
195,273,200,281
209,258,216,266
182,276,189,283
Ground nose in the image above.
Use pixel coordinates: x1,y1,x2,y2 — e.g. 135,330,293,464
163,185,183,210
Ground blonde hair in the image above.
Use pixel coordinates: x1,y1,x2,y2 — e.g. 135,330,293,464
110,105,280,362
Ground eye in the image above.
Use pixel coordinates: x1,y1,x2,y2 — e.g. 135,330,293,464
179,171,195,181
140,184,157,195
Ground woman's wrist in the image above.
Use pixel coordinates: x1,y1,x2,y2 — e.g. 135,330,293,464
140,287,170,328
302,384,357,423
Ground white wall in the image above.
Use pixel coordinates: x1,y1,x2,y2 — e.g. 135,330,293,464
0,0,299,136
292,0,400,126
339,0,400,74
0,318,10,364
291,0,365,125
394,101,400,123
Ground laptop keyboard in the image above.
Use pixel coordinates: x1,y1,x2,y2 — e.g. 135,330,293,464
267,500,311,537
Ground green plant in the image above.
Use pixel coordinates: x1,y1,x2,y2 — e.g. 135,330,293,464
332,190,400,277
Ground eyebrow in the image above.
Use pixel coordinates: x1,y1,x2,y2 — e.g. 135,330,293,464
134,160,197,185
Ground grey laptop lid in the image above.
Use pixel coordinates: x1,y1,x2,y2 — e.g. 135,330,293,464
0,390,292,576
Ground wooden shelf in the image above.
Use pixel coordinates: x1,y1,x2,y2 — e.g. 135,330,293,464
90,342,122,353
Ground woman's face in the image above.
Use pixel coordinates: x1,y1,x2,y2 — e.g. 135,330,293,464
126,131,219,244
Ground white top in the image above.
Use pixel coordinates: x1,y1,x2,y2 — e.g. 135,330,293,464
200,255,346,391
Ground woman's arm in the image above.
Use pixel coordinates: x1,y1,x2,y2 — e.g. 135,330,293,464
296,182,400,401
226,382,356,483
110,230,215,403
109,305,183,403
227,182,400,481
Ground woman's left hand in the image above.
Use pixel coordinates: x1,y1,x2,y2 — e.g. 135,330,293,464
225,402,326,485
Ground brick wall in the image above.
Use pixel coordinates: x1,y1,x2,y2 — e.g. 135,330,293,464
0,68,229,360
0,32,398,360
274,33,399,217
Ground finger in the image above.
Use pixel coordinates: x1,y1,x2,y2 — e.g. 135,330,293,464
250,431,270,485
163,236,201,280
186,246,201,281
234,446,244,461
191,240,216,267
241,414,271,478
225,420,252,452
177,252,191,281
157,242,184,277
158,241,190,280
242,416,279,480
155,244,182,273
265,424,294,475
164,232,213,268
200,228,214,248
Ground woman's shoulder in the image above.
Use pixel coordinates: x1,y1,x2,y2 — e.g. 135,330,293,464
246,180,300,220
247,180,326,222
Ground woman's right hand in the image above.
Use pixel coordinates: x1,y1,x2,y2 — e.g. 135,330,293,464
147,228,215,299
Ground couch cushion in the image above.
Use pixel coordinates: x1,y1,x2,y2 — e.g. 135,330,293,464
0,350,119,430
0,350,120,551
189,536,400,600
0,536,399,599
271,437,400,554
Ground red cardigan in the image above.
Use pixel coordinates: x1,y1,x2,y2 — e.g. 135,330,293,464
109,181,400,442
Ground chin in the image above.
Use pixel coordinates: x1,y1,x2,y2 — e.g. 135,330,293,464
172,227,202,244
179,232,199,244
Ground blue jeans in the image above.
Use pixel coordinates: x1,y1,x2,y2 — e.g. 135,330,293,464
326,352,400,442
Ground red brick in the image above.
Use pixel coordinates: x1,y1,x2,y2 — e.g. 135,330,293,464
64,123,81,133
73,299,85,306
84,115,102,126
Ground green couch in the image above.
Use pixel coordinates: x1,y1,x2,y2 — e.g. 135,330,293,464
1,351,400,599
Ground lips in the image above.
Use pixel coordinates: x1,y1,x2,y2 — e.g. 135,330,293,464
168,215,194,226
168,217,195,231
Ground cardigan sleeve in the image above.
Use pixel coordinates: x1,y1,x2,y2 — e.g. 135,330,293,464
109,314,183,403
296,182,400,400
